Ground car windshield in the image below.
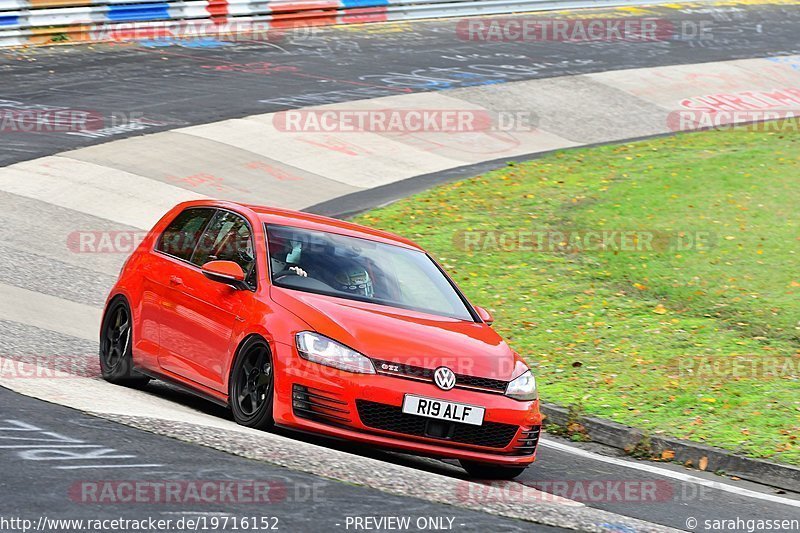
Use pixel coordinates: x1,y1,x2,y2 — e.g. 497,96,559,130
266,224,475,321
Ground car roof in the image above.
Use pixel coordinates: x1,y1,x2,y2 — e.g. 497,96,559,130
177,200,424,251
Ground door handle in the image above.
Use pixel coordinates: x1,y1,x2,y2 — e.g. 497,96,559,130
169,275,183,286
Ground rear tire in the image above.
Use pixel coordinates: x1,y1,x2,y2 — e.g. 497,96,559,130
229,337,275,430
99,297,150,387
460,460,527,480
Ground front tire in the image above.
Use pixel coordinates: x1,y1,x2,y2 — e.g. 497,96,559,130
99,297,150,386
460,460,527,480
229,337,275,430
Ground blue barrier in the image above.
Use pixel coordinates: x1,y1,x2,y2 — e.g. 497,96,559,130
0,14,18,26
107,3,171,22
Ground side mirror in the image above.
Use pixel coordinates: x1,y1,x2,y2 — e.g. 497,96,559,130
475,306,494,326
201,260,248,290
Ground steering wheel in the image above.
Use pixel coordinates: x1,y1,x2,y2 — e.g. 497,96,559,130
274,266,307,281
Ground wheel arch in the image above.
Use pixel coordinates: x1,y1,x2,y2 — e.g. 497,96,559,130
225,332,274,396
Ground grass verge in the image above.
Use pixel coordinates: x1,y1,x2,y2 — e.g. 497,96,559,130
354,125,800,465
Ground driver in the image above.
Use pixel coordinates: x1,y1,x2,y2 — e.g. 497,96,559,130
269,235,374,298
269,237,307,278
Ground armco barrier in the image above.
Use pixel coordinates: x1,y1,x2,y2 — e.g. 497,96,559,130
0,0,665,47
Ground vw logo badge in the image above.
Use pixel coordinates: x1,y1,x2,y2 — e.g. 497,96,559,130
433,366,456,391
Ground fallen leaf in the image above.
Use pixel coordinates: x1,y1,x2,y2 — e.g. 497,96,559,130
653,304,668,315
661,450,676,460
699,456,709,471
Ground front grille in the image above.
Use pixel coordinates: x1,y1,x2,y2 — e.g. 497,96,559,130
512,426,541,456
292,385,351,424
356,400,519,449
371,359,508,394
456,375,508,392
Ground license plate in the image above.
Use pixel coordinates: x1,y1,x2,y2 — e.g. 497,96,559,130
402,395,485,426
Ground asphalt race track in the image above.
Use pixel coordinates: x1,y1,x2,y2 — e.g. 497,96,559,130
2,1,800,531
0,387,558,532
1,3,799,167
102,381,800,531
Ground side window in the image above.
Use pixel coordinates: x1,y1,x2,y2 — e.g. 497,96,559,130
192,211,257,290
157,208,215,261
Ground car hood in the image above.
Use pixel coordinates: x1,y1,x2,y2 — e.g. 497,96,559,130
270,287,524,381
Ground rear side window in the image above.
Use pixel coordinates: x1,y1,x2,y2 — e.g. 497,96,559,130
157,208,215,261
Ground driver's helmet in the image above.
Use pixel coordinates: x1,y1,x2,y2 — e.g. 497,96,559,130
329,260,374,298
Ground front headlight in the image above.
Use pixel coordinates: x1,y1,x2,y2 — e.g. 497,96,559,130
295,331,375,374
505,370,537,401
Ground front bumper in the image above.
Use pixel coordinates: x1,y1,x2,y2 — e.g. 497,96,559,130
272,341,542,466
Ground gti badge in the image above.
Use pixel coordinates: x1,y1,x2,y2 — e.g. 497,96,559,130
433,366,456,391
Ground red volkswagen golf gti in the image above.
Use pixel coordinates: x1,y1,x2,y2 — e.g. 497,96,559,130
101,200,542,478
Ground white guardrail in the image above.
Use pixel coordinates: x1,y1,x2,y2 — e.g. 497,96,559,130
0,0,658,47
